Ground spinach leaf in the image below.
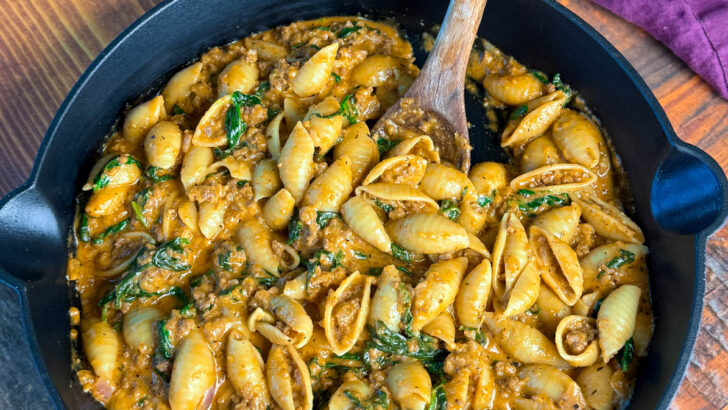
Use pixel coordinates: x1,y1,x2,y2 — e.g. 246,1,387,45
331,72,341,83
439,199,460,221
618,337,634,371
459,326,486,344
189,270,213,288
225,91,248,150
218,251,232,271
254,81,270,100
256,271,277,289
606,249,635,269
340,94,358,125
316,211,339,229
517,192,570,212
131,200,148,228
477,194,493,207
157,318,174,360
373,198,393,214
145,166,174,183
391,243,411,264
517,189,535,196
426,383,447,410
509,105,528,121
368,267,383,276
530,70,549,84
375,137,400,155
78,214,91,243
354,251,369,260
98,260,153,313
338,26,362,38
93,155,142,191
152,238,190,272
344,389,389,409
287,211,303,244
172,104,185,115
527,303,541,314
92,218,129,244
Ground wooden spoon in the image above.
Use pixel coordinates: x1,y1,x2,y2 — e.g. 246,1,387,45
373,0,487,173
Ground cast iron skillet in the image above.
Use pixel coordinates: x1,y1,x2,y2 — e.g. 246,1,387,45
0,0,726,408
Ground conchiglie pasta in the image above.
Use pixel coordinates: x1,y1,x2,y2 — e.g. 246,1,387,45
253,159,283,202
180,146,214,192
386,213,469,255
292,42,338,97
386,362,431,410
483,73,544,106
162,62,203,113
263,188,295,230
521,135,563,173
122,307,163,354
422,311,456,351
279,122,315,202
169,331,215,410
333,121,379,184
469,161,508,196
501,91,567,147
323,271,373,355
367,265,405,331
301,155,353,211
455,259,493,328
341,196,391,253
555,315,600,367
236,218,280,275
144,121,182,169
82,317,121,385
529,226,583,306
197,200,227,239
483,313,569,369
266,344,313,410
329,379,373,410
218,56,260,96
226,330,271,407
575,195,645,244
532,202,582,243
597,284,641,362
419,163,477,201
410,257,467,331
123,95,166,144
518,365,587,408
576,364,616,410
551,109,603,169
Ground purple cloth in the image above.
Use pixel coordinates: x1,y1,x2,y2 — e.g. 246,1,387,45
591,0,728,99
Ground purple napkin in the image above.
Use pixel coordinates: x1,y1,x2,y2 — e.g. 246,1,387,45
591,0,728,99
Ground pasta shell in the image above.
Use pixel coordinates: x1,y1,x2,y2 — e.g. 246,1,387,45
501,91,567,147
301,155,353,211
467,232,491,259
351,55,407,87
244,38,289,60
330,379,373,409
260,295,313,348
574,195,645,244
122,307,163,354
169,331,215,410
456,200,487,235
218,56,260,96
422,311,456,351
579,242,648,290
279,122,315,202
81,317,121,384
496,260,541,317
197,200,227,239
386,135,440,163
306,115,343,156
292,42,338,97
597,284,641,362
253,159,283,202
265,344,313,410
483,73,544,106
208,155,253,180
123,95,166,144
145,121,182,169
518,365,587,408
368,265,405,331
342,196,392,253
263,188,296,231
283,97,306,127
552,109,603,169
510,163,596,193
411,257,467,331
530,226,583,306
419,163,477,201
521,135,563,173
333,121,380,184
323,271,373,355
472,364,496,410
180,146,214,192
162,62,203,113
576,363,615,410
362,155,428,186
537,284,573,337
266,112,285,161
469,162,508,196
226,330,271,407
492,212,531,299
237,218,279,275
386,213,469,255
192,94,234,147
355,183,438,214
86,154,142,191
386,362,431,410
555,315,600,367
532,202,582,243
86,187,127,217
483,312,570,369
456,259,492,328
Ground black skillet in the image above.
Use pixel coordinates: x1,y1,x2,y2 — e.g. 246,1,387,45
0,0,726,408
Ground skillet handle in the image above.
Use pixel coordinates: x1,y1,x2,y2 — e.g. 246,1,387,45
0,185,62,283
651,144,728,235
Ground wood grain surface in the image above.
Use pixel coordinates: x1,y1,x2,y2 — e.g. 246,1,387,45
0,0,726,408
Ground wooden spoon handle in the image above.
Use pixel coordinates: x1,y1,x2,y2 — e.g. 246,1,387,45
407,0,487,108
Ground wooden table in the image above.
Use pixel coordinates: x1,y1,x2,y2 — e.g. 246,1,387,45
0,0,725,408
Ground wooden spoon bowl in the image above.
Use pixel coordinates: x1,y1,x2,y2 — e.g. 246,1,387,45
373,0,487,173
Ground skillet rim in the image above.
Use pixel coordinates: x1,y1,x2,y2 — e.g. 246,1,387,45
0,0,725,408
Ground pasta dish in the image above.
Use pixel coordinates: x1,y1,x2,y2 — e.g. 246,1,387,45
67,16,653,410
